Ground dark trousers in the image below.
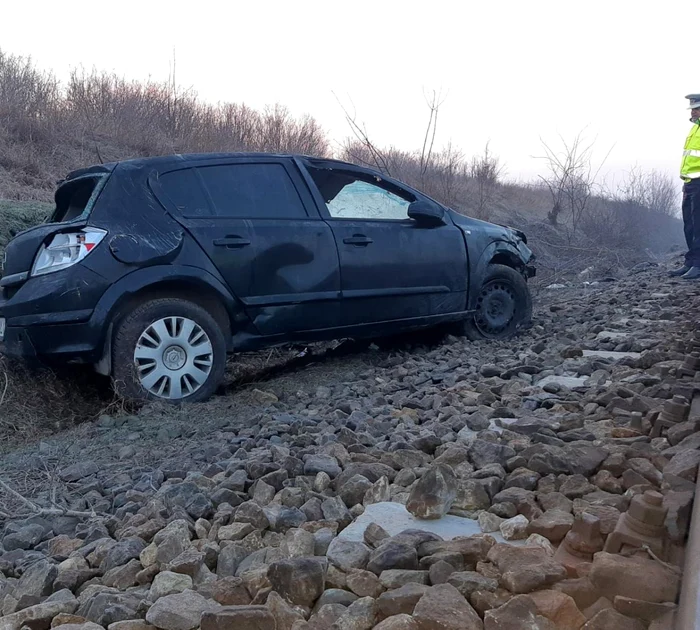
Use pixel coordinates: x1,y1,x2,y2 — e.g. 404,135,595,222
683,179,700,267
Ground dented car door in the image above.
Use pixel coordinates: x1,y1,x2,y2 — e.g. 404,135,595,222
153,158,341,336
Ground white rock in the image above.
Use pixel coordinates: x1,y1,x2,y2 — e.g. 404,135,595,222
478,511,504,534
524,533,556,556
500,515,529,541
582,350,641,360
335,502,522,546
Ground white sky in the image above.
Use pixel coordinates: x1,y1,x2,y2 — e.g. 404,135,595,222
0,0,692,187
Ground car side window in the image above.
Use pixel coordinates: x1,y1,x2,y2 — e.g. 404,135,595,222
196,163,307,219
158,168,211,217
308,168,413,220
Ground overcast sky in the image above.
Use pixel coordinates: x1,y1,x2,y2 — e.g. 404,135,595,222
0,0,692,187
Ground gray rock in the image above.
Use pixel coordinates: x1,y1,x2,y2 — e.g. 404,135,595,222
377,583,430,618
406,464,458,520
145,589,220,630
559,475,597,499
0,596,78,630
505,468,541,491
373,614,420,630
469,440,516,469
15,559,57,599
528,450,570,475
234,501,270,530
563,445,608,477
60,461,99,482
327,596,377,629
185,493,213,519
2,525,46,551
367,542,418,575
322,496,353,529
664,450,700,481
412,583,483,630
101,538,147,572
267,558,325,607
339,475,373,508
316,588,359,609
217,544,251,577
327,539,371,572
447,571,498,597
148,571,193,602
484,594,556,629
201,605,274,630
304,454,342,478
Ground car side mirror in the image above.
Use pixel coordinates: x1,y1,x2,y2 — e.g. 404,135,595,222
408,201,446,226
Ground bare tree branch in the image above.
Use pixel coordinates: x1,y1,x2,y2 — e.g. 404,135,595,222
0,477,101,520
333,92,391,175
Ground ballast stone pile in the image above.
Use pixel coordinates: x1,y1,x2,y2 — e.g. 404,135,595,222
0,272,698,630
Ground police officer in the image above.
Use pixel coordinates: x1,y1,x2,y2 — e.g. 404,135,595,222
670,94,700,279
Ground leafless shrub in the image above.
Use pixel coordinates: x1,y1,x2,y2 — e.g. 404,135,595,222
467,142,504,220
615,165,679,218
0,49,330,200
537,132,612,239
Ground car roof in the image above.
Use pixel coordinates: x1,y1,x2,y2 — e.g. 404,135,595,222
64,153,359,181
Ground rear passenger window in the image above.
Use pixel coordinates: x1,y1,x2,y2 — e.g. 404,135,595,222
158,168,211,217
197,163,307,219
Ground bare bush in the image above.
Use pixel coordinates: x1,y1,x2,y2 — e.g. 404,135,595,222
0,50,330,199
537,132,611,239
467,142,504,220
615,165,679,218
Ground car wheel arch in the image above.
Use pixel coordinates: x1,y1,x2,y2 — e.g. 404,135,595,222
90,266,245,373
469,242,527,310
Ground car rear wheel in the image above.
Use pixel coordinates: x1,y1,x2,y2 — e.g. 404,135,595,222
463,264,532,340
112,298,226,402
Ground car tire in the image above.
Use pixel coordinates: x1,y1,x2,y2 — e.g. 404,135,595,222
463,264,532,341
111,298,226,403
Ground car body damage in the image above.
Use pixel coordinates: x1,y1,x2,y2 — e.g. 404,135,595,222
0,152,535,399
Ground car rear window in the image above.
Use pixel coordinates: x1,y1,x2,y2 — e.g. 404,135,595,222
196,163,307,219
51,174,107,223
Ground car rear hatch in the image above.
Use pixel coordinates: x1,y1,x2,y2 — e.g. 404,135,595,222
1,167,112,293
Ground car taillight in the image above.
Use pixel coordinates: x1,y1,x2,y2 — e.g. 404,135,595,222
31,228,107,277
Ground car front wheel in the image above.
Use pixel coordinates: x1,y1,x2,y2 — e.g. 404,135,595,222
112,298,226,402
463,264,532,340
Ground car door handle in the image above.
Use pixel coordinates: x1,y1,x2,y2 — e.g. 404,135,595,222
343,235,373,246
213,236,251,248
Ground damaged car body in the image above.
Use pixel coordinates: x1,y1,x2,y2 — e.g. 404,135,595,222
0,153,536,402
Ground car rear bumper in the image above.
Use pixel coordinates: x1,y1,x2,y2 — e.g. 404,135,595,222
0,315,103,362
0,265,108,362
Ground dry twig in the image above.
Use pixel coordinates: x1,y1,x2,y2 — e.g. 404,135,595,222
0,477,101,520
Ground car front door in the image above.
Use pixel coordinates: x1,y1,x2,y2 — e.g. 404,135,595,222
302,163,468,327
153,159,341,336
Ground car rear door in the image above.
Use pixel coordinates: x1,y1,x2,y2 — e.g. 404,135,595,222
153,158,341,335
301,162,468,326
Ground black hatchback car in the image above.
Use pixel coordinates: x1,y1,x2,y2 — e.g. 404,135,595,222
0,154,535,402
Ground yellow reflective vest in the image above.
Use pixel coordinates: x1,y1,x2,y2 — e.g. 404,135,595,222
681,122,700,181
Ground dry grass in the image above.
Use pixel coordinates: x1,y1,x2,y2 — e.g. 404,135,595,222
0,356,110,448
